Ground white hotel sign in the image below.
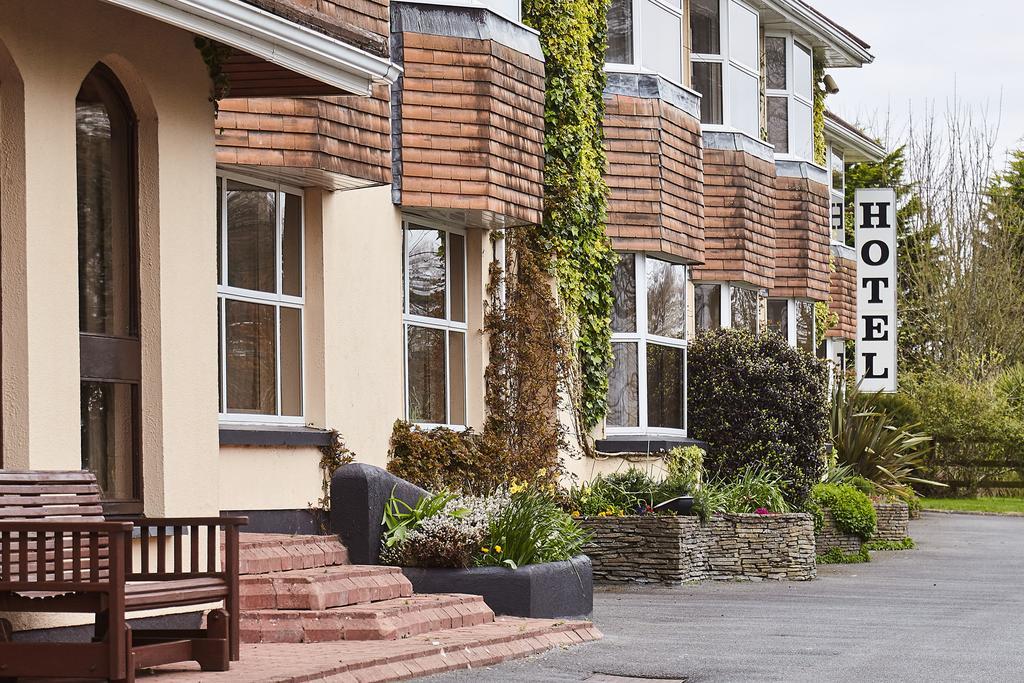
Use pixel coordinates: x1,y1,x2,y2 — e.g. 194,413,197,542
855,188,898,392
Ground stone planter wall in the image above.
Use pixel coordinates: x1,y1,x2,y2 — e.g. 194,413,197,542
579,513,815,585
706,514,816,581
814,509,863,555
873,501,910,541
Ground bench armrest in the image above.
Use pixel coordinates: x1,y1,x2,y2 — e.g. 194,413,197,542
121,516,248,527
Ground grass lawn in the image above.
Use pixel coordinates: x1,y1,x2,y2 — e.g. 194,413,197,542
921,497,1024,514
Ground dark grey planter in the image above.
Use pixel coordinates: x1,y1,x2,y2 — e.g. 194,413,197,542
402,555,593,619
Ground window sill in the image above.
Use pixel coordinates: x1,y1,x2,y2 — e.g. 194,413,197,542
219,425,332,448
595,436,706,456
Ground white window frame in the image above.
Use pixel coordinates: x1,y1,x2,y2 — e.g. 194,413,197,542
828,142,846,243
609,253,688,438
605,0,686,87
690,0,760,134
694,281,767,334
765,32,815,161
402,218,469,431
767,297,816,351
217,170,306,425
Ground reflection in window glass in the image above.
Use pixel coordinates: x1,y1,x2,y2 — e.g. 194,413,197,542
407,326,446,424
612,254,637,333
767,96,789,154
606,0,634,64
831,147,845,193
448,331,467,426
280,307,302,417
227,181,276,293
791,99,813,161
225,299,277,414
608,342,640,428
406,228,446,319
731,287,759,334
694,284,721,331
282,193,302,297
796,301,815,353
693,61,723,125
767,299,788,340
646,258,686,339
81,381,136,501
647,344,685,430
690,0,720,55
765,36,787,90
449,232,466,323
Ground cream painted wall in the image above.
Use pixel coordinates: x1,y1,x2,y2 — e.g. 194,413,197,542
320,185,405,469
219,446,324,511
0,0,219,515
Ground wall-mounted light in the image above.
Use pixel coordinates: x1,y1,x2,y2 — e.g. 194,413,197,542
823,74,840,95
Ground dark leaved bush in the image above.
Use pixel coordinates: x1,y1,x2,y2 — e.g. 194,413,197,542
688,329,830,503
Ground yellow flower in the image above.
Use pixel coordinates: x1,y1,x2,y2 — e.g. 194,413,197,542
494,545,503,553
571,511,580,518
481,547,490,553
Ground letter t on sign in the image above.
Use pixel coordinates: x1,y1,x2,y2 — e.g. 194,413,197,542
855,188,898,392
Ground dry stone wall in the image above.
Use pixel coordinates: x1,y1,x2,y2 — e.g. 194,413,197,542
814,509,863,555
873,502,910,541
579,513,815,585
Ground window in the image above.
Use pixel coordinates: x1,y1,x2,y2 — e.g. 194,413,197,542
404,223,467,427
690,0,759,135
694,283,722,332
217,174,304,422
77,64,141,508
608,254,687,434
606,0,685,86
765,34,814,160
767,298,816,352
829,144,846,243
730,285,759,333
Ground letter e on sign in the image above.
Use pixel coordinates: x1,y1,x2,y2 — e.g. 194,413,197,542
855,188,897,392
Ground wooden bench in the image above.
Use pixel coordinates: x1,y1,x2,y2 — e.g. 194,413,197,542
0,470,246,682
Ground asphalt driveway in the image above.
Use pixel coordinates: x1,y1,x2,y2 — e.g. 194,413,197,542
424,512,1024,682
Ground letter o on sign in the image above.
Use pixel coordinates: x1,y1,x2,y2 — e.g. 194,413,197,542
861,240,890,266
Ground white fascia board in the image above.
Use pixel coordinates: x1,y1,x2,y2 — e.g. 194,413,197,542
824,116,886,163
100,0,402,96
759,0,873,68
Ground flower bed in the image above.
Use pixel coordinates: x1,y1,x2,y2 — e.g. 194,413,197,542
578,512,815,585
873,501,910,541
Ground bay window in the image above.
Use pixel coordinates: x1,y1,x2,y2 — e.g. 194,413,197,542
767,298,816,353
690,0,759,135
608,254,687,434
404,223,468,428
765,34,815,160
730,285,759,334
694,282,763,334
217,174,305,422
694,283,723,331
606,0,685,86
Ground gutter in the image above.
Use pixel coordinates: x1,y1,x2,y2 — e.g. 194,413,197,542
100,0,402,96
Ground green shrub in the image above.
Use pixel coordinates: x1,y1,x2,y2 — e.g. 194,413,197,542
665,446,704,493
688,329,830,503
810,483,877,540
831,382,938,497
479,490,589,569
864,537,915,551
817,546,871,564
692,467,791,521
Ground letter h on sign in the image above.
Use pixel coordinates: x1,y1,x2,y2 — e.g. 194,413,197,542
855,188,898,392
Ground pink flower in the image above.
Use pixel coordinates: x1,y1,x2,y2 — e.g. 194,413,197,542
755,508,770,516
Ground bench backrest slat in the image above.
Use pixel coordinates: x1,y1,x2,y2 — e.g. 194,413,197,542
0,470,110,584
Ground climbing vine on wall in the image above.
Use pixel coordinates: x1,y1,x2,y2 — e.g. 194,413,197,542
813,64,828,166
195,36,233,111
521,0,616,432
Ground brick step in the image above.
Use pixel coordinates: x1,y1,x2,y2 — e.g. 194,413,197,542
240,565,413,611
237,533,349,575
148,617,602,682
240,593,495,644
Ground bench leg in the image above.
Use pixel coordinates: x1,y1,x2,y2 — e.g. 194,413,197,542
111,625,136,683
196,608,230,672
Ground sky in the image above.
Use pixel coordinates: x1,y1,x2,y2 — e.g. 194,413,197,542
811,0,1024,167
